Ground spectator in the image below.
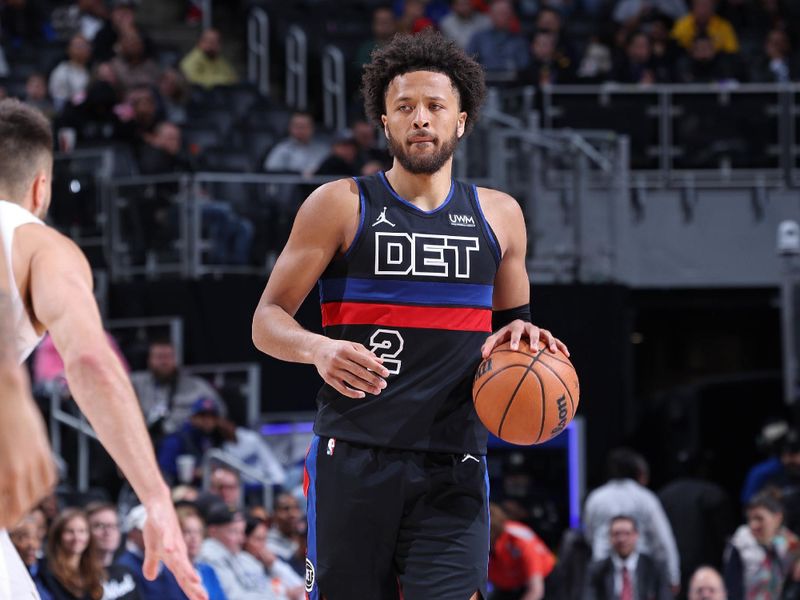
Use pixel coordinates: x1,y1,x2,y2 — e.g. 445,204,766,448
9,512,53,600
397,0,435,34
658,456,735,594
723,491,800,600
750,28,796,83
93,0,148,63
675,34,742,82
118,85,162,144
440,0,491,49
24,73,55,118
40,508,104,600
688,566,727,600
266,492,304,576
671,0,739,53
131,337,226,436
197,505,278,600
158,397,221,485
649,13,681,81
158,68,188,125
488,503,555,600
741,425,800,505
115,505,185,600
610,30,663,83
314,130,361,176
72,0,108,41
351,119,390,169
217,419,288,488
576,33,613,81
353,7,397,69
110,27,161,92
613,0,688,26
583,515,673,600
535,7,577,65
54,80,125,146
0,0,48,45
243,516,304,600
179,28,238,89
208,466,242,510
466,0,530,74
583,448,681,592
263,112,329,174
136,121,193,174
49,34,92,111
520,30,575,86
85,502,141,600
177,508,227,600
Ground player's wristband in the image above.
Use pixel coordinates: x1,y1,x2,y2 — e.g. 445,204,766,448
492,304,532,332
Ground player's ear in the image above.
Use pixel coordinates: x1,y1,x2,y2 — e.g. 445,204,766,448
381,114,389,139
31,169,48,213
457,112,467,138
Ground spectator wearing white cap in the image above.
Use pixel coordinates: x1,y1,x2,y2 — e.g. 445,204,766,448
114,505,185,599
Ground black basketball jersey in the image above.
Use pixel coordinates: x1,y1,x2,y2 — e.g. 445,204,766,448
314,172,501,454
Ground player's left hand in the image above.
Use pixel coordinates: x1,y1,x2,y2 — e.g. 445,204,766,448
480,320,569,359
142,497,208,600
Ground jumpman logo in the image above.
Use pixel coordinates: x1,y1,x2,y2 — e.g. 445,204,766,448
461,453,480,464
373,207,395,228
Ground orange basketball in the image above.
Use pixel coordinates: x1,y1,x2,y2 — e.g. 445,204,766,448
473,340,579,445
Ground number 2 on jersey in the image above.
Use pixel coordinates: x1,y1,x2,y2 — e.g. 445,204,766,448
369,329,404,375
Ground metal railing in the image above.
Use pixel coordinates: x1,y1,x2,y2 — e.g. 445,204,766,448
203,448,274,510
286,25,307,111
105,316,184,365
183,362,261,429
540,82,800,186
48,389,98,492
322,45,346,132
247,8,269,97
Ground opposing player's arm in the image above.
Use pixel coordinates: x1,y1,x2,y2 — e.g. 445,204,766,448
477,188,569,357
0,229,56,528
24,225,206,600
252,178,389,398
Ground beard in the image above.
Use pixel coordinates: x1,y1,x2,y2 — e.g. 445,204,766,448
386,126,459,175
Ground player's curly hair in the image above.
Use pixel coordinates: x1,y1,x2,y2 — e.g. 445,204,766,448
361,31,486,136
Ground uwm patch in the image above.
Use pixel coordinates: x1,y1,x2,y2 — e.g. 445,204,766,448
449,213,476,227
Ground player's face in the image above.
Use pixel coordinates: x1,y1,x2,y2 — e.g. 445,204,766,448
382,70,466,175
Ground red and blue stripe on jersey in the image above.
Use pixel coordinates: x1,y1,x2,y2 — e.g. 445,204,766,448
319,277,493,332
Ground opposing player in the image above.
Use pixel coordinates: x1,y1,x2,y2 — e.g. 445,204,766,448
252,32,568,599
0,98,207,600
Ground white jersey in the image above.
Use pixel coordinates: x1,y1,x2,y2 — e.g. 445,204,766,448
0,200,45,364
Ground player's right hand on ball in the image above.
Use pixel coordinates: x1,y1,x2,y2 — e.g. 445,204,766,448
313,338,390,399
0,369,57,529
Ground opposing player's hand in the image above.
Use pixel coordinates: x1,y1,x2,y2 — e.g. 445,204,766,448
0,369,57,529
142,497,208,600
480,320,569,359
313,338,390,399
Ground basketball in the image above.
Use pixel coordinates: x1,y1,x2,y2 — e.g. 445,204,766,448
473,340,579,445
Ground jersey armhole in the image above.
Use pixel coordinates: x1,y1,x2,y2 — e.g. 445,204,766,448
471,184,502,264
343,177,367,259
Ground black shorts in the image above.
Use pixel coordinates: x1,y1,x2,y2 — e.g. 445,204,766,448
304,436,490,600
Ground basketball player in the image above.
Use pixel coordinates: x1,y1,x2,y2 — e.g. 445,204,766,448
252,33,568,600
0,99,207,600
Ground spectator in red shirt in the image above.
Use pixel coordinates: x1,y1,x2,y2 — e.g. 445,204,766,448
489,503,556,600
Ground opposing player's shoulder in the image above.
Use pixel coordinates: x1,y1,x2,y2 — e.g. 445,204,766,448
19,222,91,272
